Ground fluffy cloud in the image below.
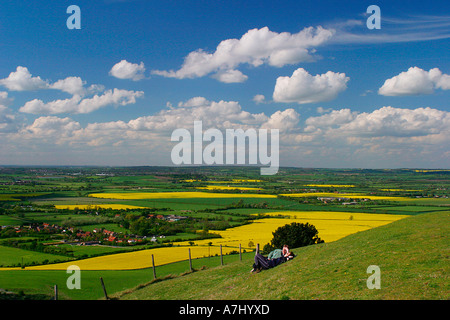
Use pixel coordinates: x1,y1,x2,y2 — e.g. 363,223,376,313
293,106,450,168
15,101,450,144
50,76,104,96
0,105,18,133
109,60,146,81
261,109,300,131
305,106,449,138
253,94,266,104
20,116,81,140
177,96,210,108
0,66,49,91
152,26,334,82
305,108,358,132
335,106,449,137
3,96,449,168
273,68,349,104
0,91,12,106
299,106,450,167
0,66,106,97
378,67,450,96
0,65,144,115
14,97,291,145
50,77,86,96
122,97,270,132
211,69,248,83
0,92,18,133
19,89,144,114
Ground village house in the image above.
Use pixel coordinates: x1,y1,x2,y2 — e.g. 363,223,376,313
165,214,188,222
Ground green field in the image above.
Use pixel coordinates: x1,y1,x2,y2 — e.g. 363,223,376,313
0,245,69,267
368,205,450,213
0,166,448,300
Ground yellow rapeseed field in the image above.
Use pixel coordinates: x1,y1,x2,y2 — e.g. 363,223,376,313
196,186,262,191
89,192,275,199
177,211,408,249
22,245,238,271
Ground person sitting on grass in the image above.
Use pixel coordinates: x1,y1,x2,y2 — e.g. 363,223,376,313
251,245,295,273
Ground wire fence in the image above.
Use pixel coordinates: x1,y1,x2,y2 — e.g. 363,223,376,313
53,243,259,300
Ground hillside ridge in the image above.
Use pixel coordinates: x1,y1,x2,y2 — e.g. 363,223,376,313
116,211,449,300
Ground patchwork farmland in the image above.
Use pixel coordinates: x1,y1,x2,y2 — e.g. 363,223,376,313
0,166,448,299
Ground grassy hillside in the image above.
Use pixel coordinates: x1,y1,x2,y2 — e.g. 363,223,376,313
116,211,449,300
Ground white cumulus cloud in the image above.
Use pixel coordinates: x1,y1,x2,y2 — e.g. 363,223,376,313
253,94,266,104
261,108,300,131
211,69,248,83
50,76,104,96
3,98,449,168
378,67,450,96
336,106,449,137
20,116,82,141
0,66,49,91
273,68,349,104
19,89,144,114
152,26,334,83
0,92,20,133
177,96,210,108
305,108,358,132
293,106,450,168
109,60,146,81
305,106,449,136
0,105,18,133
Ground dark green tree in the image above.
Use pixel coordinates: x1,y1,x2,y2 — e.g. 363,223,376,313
263,222,324,254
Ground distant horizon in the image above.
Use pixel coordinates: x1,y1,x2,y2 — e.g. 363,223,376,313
1,164,449,170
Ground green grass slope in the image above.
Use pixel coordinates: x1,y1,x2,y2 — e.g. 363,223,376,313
116,211,449,300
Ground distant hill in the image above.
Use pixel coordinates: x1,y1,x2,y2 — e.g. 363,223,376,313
116,211,449,300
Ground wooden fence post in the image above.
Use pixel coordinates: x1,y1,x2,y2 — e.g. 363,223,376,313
239,243,242,261
256,243,259,255
152,254,157,280
54,285,58,300
100,277,108,300
188,248,192,272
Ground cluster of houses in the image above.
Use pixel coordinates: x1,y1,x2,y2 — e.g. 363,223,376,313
72,227,167,245
1,222,167,246
148,214,188,222
317,197,365,205
1,211,189,247
90,228,166,244
1,223,67,234
0,179,32,186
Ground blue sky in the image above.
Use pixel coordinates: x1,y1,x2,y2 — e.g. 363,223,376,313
0,0,449,168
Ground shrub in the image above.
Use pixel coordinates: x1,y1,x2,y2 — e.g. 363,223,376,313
263,222,324,253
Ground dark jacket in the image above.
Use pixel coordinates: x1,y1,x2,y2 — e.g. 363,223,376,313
268,256,286,268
